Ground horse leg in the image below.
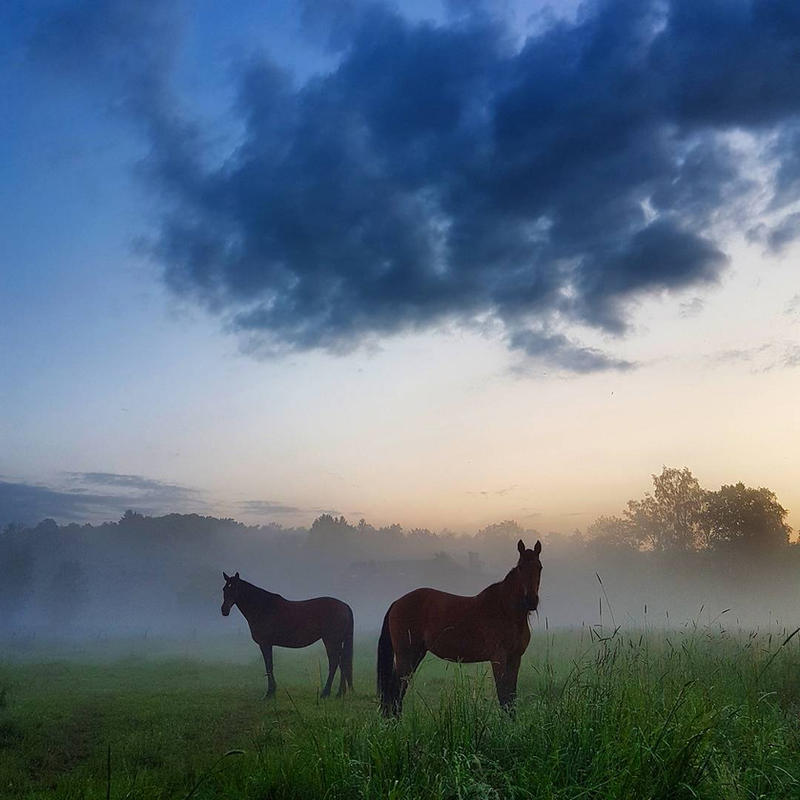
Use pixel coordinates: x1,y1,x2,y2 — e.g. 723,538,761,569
335,641,345,698
395,646,426,715
320,637,341,699
337,625,354,697
260,643,276,698
336,639,347,697
491,652,521,714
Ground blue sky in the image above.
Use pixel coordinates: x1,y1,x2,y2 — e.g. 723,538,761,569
2,0,799,531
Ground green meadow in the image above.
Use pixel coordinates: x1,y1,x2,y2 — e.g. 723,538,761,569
2,625,800,799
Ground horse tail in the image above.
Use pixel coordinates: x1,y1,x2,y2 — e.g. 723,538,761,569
377,604,399,716
342,606,354,691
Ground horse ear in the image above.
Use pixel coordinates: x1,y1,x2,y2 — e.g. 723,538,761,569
517,539,525,555
223,571,230,581
533,540,542,556
234,572,240,579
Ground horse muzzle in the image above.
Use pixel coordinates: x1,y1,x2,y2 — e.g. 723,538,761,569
525,595,539,612
221,604,230,616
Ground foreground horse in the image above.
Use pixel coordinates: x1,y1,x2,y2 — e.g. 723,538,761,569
221,572,354,697
377,539,541,715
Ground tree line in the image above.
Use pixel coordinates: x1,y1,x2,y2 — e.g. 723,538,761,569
0,467,795,634
586,467,791,553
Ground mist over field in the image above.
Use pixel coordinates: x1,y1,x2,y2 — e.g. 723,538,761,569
2,467,796,645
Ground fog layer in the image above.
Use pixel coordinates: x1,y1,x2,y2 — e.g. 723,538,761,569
2,508,797,644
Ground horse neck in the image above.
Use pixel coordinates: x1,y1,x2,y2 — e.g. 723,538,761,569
485,567,527,619
235,580,279,620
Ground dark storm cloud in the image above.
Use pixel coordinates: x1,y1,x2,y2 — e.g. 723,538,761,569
0,474,205,527
31,0,800,372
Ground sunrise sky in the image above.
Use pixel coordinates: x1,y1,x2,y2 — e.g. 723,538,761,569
2,0,799,533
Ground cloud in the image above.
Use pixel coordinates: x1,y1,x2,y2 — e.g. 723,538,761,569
707,343,773,367
236,500,345,522
0,481,112,527
679,297,704,318
467,485,519,497
766,213,800,253
69,471,195,496
0,473,205,527
237,500,304,515
31,0,800,372
509,328,635,373
706,341,800,372
783,344,800,369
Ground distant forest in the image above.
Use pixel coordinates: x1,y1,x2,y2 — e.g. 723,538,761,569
1,468,797,636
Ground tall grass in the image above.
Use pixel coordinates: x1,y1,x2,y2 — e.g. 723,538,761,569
2,626,800,798
239,626,800,799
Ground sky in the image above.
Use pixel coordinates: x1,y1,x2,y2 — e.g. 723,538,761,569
1,0,799,534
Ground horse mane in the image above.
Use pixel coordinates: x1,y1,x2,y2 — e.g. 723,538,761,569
477,566,520,600
239,578,284,604
502,566,519,585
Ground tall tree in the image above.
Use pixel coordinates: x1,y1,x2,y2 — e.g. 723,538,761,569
701,483,791,553
625,467,706,551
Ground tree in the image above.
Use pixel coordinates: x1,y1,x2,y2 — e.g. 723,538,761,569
625,467,706,551
309,514,352,537
307,514,356,555
701,483,791,553
476,520,527,542
586,514,637,550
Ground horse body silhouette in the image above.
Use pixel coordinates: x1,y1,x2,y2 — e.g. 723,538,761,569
221,572,354,698
377,539,541,715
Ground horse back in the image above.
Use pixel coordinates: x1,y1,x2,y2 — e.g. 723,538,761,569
388,586,528,663
252,595,352,648
387,587,482,662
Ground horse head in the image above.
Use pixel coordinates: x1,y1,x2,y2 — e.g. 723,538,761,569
516,539,542,612
221,571,241,616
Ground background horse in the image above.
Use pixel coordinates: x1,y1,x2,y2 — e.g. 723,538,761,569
221,572,354,698
377,539,541,715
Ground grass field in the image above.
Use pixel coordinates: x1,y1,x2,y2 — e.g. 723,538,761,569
2,623,800,799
